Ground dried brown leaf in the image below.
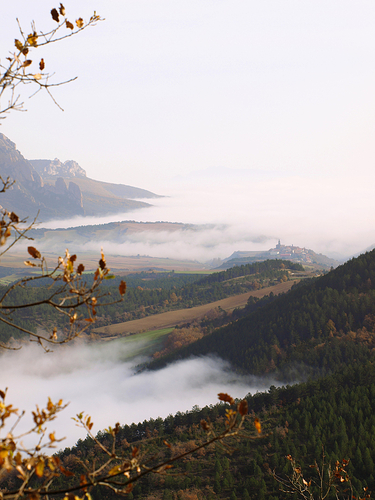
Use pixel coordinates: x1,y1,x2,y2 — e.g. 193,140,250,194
132,446,138,458
21,60,32,68
119,280,127,296
27,32,38,47
218,393,235,405
80,474,88,491
15,39,23,51
51,8,60,22
59,465,74,477
24,260,37,267
76,18,84,28
238,399,248,416
28,246,41,259
59,3,66,16
9,212,19,223
35,459,45,478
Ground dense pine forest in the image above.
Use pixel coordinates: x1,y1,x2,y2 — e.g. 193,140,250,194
48,362,375,500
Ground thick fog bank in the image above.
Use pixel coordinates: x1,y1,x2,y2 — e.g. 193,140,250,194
38,173,375,261
0,342,276,449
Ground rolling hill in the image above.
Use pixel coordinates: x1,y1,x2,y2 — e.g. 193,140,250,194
150,249,375,379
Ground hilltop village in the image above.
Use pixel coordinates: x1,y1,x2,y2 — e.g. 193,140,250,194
268,240,313,263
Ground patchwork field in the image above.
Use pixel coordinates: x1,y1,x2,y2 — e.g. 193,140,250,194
94,280,296,337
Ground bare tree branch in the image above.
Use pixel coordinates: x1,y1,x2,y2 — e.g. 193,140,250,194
0,7,103,118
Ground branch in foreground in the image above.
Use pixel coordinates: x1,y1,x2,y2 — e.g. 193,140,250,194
0,5,103,117
0,393,262,499
0,227,126,349
271,453,371,500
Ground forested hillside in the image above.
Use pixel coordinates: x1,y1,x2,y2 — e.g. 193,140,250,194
23,362,375,500
3,252,375,499
151,250,375,379
60,251,375,499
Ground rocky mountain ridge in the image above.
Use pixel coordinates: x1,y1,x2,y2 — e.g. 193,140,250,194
30,158,87,178
0,134,84,219
0,134,158,221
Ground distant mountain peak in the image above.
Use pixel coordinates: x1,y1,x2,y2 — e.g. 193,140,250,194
30,158,87,178
0,133,158,221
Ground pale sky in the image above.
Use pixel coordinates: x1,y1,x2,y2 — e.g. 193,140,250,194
2,1,375,188
2,1,375,257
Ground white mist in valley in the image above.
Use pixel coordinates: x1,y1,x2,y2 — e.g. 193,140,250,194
37,171,375,261
0,342,275,450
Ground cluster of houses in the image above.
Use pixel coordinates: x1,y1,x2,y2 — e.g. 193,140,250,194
268,240,312,263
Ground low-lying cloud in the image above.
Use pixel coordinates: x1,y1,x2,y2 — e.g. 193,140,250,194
37,171,375,261
30,225,275,263
1,341,275,450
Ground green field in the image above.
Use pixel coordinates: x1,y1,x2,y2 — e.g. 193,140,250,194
111,327,173,360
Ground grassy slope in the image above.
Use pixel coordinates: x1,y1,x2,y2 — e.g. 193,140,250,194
43,177,157,216
104,328,174,359
56,176,161,199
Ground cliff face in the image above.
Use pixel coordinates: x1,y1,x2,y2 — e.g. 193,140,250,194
0,134,84,220
0,134,43,187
